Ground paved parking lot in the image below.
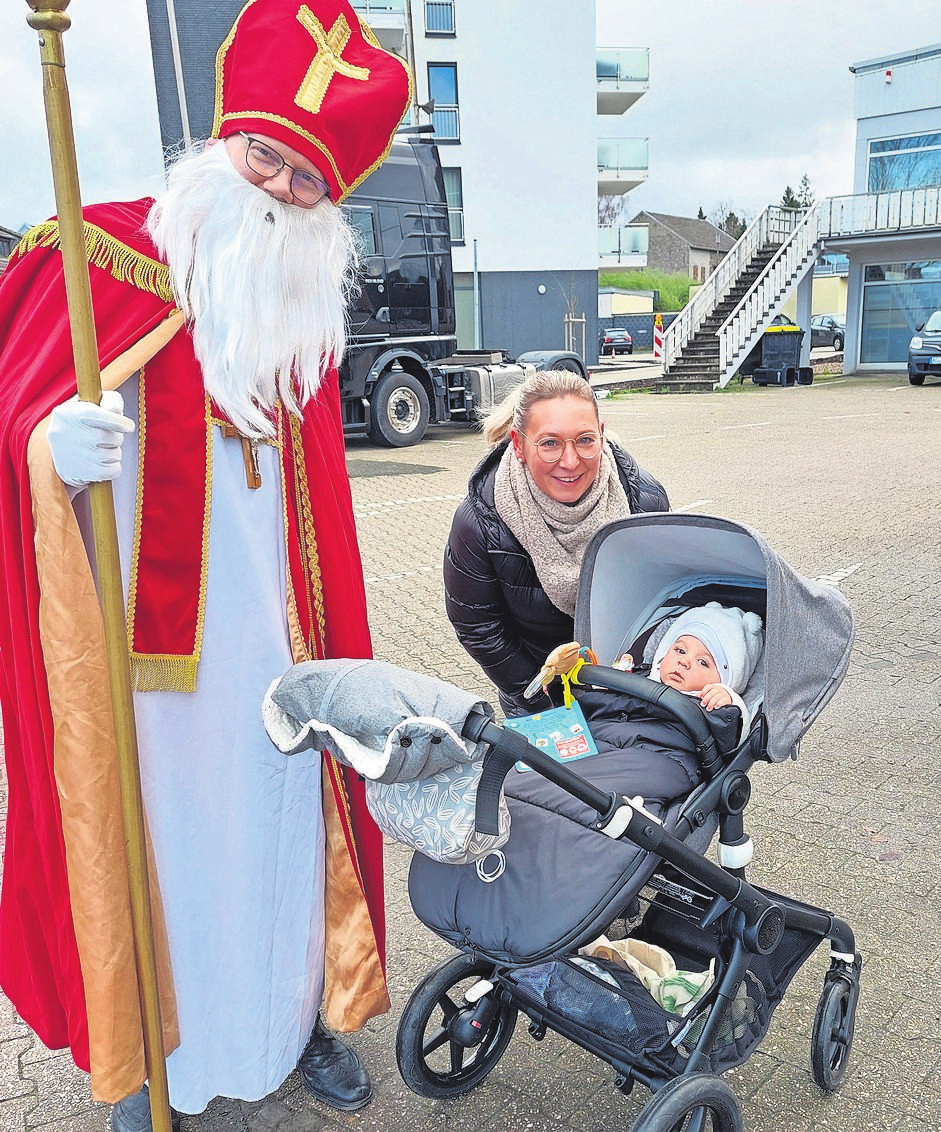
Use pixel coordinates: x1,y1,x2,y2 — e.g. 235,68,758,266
2,371,939,1130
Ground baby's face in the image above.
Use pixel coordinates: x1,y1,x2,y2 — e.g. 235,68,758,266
658,635,720,693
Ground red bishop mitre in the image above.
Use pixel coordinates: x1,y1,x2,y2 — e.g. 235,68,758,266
212,0,413,202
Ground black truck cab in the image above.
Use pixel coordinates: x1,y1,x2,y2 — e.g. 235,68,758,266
340,132,459,445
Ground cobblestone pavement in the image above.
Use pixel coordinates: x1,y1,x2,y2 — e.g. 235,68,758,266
2,372,939,1130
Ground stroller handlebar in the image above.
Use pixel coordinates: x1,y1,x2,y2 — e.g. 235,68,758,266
467,665,726,839
577,665,723,779
464,709,621,837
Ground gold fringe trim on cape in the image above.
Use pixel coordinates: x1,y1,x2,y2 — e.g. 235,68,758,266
128,653,200,694
14,220,174,302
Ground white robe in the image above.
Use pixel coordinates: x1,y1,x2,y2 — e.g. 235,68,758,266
103,378,326,1113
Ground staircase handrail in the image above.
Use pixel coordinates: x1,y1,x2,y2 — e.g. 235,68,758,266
716,204,822,384
662,205,801,369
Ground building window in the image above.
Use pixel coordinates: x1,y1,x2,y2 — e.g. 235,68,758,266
442,167,464,243
860,259,941,363
867,132,941,192
425,0,455,34
428,62,460,141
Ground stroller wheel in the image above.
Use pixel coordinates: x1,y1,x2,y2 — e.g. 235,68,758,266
810,974,857,1091
629,1073,743,1132
396,952,518,1098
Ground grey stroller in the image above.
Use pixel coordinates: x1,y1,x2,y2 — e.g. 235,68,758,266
265,514,861,1132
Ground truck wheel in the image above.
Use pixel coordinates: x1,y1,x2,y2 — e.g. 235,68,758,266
368,370,430,447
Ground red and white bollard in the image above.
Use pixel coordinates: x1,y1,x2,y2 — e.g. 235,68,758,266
653,313,664,362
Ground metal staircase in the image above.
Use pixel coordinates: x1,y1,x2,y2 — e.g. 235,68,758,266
661,205,812,391
659,245,779,390
660,185,941,391
715,206,822,385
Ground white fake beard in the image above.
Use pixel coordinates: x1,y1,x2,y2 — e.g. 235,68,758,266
147,142,356,439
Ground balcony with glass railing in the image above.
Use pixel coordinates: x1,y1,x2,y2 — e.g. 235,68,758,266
598,138,648,195
351,0,406,51
599,223,648,268
596,47,649,115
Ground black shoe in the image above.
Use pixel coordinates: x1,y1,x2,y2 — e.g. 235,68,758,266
297,1015,372,1112
111,1085,181,1132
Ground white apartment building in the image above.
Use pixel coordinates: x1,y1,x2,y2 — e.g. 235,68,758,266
354,0,648,358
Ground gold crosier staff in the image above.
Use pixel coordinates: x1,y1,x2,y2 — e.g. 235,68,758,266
24,4,173,1130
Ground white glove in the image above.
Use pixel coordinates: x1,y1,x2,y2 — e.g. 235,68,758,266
47,390,135,488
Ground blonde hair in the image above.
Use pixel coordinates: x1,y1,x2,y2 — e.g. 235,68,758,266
481,369,599,447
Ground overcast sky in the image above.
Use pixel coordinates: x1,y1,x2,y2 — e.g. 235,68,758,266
596,0,939,223
2,2,938,231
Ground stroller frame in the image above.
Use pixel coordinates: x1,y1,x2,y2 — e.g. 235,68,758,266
395,666,863,1131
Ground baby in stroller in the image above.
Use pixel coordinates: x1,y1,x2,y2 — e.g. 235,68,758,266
569,601,765,809
616,601,763,720
263,513,861,1132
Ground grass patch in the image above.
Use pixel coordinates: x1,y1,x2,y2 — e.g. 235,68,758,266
712,376,760,393
599,268,693,312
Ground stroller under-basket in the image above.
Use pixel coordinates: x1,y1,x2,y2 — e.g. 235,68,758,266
264,514,862,1132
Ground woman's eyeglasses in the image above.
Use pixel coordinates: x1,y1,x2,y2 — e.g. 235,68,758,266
519,432,603,463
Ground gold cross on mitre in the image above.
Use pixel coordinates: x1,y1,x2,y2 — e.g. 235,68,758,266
295,6,371,115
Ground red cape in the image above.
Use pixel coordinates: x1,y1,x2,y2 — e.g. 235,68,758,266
0,200,384,1075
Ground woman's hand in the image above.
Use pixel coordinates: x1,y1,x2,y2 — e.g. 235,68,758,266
699,683,733,712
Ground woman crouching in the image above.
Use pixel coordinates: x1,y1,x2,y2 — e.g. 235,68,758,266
444,370,669,715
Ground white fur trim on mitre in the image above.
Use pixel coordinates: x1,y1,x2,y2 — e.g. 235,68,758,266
651,602,763,695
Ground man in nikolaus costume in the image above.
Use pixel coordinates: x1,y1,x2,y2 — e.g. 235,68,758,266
0,1,411,1128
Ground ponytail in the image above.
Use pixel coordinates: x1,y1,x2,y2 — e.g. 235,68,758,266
480,369,598,448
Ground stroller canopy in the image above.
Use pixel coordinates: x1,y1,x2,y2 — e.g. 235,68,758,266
574,514,854,762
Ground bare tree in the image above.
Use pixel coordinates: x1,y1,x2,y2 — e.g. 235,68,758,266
708,200,747,238
549,271,587,356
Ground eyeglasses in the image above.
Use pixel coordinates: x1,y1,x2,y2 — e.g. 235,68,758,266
240,134,330,206
519,431,603,463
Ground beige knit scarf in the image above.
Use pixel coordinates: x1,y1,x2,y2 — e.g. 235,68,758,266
493,441,631,616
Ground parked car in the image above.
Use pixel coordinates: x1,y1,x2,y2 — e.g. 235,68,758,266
908,309,941,385
810,314,845,351
599,327,633,356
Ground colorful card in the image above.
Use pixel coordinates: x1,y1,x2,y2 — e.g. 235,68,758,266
504,700,598,772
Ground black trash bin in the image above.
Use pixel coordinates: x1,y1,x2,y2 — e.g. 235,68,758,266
753,326,803,386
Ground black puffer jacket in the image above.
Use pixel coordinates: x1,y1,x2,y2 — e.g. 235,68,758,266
443,440,669,713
